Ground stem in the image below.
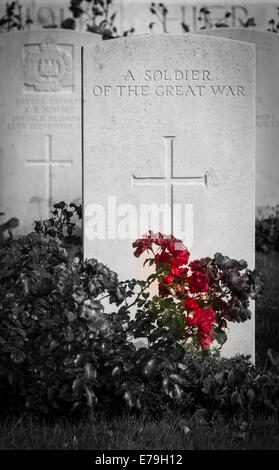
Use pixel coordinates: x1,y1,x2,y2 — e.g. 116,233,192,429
216,13,229,26
126,277,156,310
153,10,167,33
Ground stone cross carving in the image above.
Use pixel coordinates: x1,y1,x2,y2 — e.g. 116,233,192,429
132,136,207,233
25,134,72,210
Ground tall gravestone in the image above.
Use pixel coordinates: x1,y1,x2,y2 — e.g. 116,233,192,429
82,34,255,357
198,28,279,214
0,29,100,234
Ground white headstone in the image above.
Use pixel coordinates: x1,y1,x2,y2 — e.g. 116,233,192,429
0,29,100,234
198,28,279,213
82,34,255,357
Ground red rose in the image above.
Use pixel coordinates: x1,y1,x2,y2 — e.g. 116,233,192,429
189,257,211,273
155,251,172,266
198,332,214,350
162,274,174,285
176,267,189,278
185,298,199,311
132,231,154,257
170,257,182,276
194,308,216,329
168,237,190,263
154,232,171,249
185,307,216,349
195,308,216,349
185,316,195,326
188,271,209,293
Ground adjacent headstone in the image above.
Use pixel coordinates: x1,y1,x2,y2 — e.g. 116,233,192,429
82,34,255,358
0,29,100,234
198,28,279,214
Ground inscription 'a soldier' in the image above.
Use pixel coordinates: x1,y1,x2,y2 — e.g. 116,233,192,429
23,37,74,92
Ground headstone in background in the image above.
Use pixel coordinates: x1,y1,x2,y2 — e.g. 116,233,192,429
198,28,279,214
0,29,100,234
0,0,277,34
82,34,255,357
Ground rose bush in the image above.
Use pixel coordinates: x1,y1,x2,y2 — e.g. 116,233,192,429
131,231,264,350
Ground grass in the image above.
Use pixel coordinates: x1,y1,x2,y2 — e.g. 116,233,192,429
1,413,279,450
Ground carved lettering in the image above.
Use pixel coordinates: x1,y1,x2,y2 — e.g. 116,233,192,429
92,68,247,98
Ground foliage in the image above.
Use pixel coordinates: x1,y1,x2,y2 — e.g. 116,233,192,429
198,7,231,30
149,2,168,33
175,353,279,422
267,7,279,32
0,203,277,424
61,0,134,39
130,232,263,350
0,214,19,247
0,1,33,32
148,4,256,34
197,6,256,30
34,201,82,249
256,251,279,367
0,202,131,415
139,352,279,422
256,206,279,254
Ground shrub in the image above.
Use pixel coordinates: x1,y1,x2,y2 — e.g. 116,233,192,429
130,232,264,350
0,202,132,415
0,202,278,423
256,206,279,254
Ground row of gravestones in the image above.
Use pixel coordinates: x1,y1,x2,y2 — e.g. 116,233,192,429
0,28,278,359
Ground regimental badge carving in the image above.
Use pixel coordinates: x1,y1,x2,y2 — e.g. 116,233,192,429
23,37,74,92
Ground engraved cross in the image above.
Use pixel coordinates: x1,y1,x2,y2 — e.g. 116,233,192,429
132,136,207,234
25,134,73,210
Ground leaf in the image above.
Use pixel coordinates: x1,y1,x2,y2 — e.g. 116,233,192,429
169,374,185,386
253,374,270,389
267,348,279,367
247,388,255,403
124,361,134,372
84,362,97,381
72,377,85,393
202,376,214,394
214,328,227,346
231,390,243,408
143,358,160,377
49,340,59,352
67,311,77,322
74,353,86,366
162,377,171,395
124,390,136,408
112,365,122,377
84,385,98,408
11,350,25,364
228,368,245,386
173,384,183,401
193,409,209,426
214,371,226,386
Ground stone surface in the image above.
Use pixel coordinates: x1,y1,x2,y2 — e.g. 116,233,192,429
198,28,279,212
0,29,100,234
82,34,255,357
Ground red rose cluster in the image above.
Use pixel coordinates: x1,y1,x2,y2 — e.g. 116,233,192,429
132,232,217,349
